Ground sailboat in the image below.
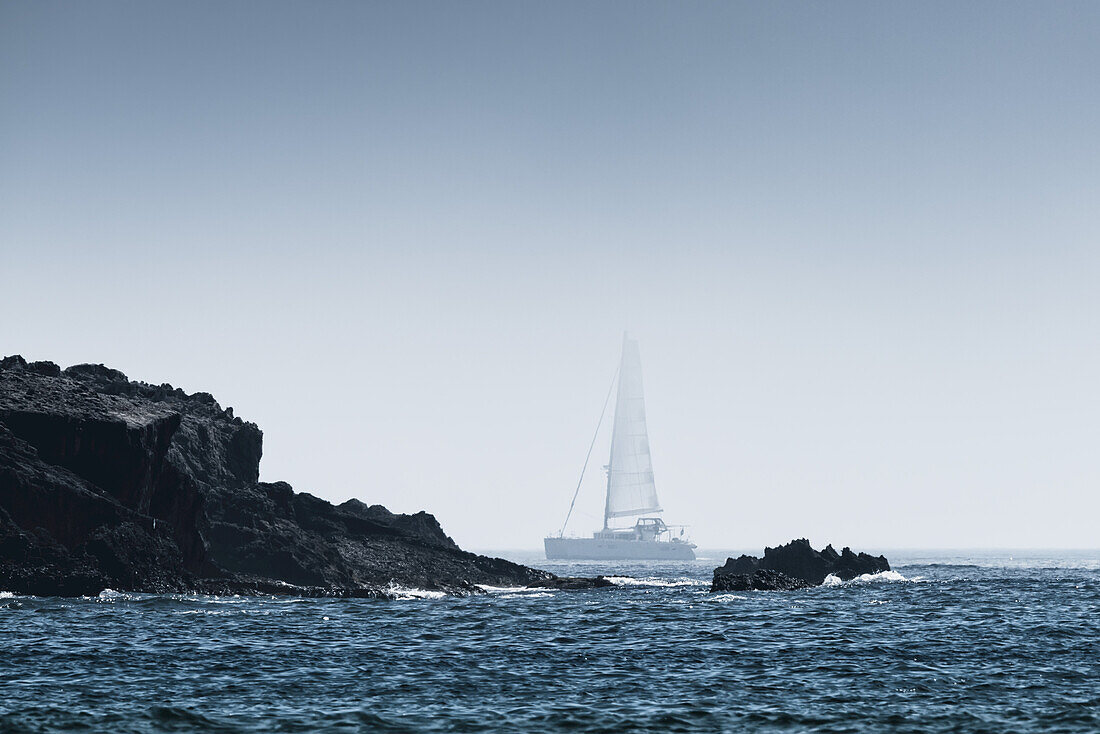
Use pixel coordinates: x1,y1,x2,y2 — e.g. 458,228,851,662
544,335,696,561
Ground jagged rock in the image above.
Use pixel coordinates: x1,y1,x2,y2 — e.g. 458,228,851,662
830,545,891,580
718,554,761,576
527,576,615,590
0,356,26,371
0,355,551,596
26,361,61,377
711,569,811,592
711,538,890,591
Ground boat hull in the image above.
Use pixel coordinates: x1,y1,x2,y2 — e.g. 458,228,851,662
544,536,696,561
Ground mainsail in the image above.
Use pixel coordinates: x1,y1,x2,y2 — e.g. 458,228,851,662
604,336,662,522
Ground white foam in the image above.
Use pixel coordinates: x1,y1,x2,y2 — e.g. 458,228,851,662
176,609,234,615
851,570,908,583
604,576,708,588
498,591,555,599
92,588,162,602
0,591,15,599
822,570,908,587
384,584,448,600
477,585,557,595
707,593,748,602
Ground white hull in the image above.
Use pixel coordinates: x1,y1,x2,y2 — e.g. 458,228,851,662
550,336,695,560
544,536,696,561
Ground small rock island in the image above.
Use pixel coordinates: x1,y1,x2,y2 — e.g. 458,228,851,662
712,538,891,591
0,356,551,597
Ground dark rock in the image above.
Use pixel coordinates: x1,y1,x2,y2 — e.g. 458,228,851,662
711,538,890,591
26,361,60,377
0,507,110,596
0,356,26,371
1,354,552,596
758,538,835,584
527,576,615,590
718,554,761,575
711,569,811,592
832,546,892,581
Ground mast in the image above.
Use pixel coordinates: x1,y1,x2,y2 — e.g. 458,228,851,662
559,366,618,537
603,333,625,530
603,459,613,530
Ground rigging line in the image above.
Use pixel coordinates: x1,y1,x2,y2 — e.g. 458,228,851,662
559,364,620,538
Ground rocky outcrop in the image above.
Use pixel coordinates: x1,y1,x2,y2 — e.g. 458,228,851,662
0,355,550,596
711,539,890,591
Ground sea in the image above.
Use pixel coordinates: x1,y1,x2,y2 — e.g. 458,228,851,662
2,550,1098,733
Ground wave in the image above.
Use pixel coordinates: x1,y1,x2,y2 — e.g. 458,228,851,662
175,608,240,616
383,584,448,600
707,593,748,602
498,591,556,599
477,585,562,596
604,575,709,588
148,705,225,728
821,570,909,586
0,591,15,599
92,588,144,601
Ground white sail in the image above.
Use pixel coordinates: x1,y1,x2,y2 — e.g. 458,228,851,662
605,336,662,520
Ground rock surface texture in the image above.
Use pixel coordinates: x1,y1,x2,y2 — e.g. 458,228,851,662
711,538,890,591
0,356,551,596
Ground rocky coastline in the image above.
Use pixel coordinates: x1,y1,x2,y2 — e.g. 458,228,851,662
712,539,891,591
0,356,552,597
1,356,899,599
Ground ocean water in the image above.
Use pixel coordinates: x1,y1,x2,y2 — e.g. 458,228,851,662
2,551,1098,733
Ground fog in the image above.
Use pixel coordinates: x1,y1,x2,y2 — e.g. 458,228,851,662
3,2,1098,550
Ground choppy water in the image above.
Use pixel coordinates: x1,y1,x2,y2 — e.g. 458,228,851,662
2,550,1098,732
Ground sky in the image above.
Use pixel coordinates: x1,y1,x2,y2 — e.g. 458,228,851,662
2,2,1098,551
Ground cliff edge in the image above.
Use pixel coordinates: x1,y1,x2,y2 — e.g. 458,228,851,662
0,356,549,596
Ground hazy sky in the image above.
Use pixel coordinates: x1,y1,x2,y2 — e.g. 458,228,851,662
2,2,1098,550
